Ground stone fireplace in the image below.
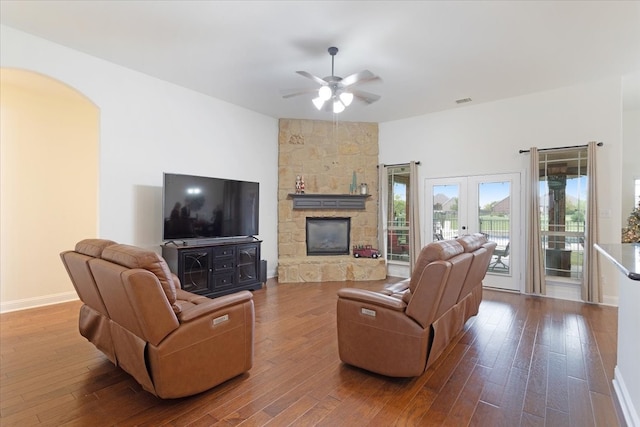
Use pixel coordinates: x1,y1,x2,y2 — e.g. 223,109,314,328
277,119,386,283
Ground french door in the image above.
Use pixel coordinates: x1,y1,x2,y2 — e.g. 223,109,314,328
425,173,521,292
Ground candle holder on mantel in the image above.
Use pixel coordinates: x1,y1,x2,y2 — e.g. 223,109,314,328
360,183,368,195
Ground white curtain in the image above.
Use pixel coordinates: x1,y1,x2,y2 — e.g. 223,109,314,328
409,161,421,273
377,164,388,261
583,141,601,302
525,147,545,295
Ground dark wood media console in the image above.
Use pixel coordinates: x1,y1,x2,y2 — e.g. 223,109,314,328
162,238,263,298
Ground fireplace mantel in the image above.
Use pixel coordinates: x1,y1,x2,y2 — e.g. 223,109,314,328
288,193,371,210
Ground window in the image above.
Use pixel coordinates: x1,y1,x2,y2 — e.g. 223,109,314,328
387,166,410,262
538,148,587,280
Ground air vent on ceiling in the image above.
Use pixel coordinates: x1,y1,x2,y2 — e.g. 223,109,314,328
455,97,473,104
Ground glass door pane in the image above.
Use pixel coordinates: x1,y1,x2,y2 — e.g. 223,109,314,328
432,184,461,240
478,181,511,275
468,174,520,290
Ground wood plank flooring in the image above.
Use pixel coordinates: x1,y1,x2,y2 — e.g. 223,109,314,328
0,278,623,426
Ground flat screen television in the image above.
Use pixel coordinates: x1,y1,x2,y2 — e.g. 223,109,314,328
163,173,259,241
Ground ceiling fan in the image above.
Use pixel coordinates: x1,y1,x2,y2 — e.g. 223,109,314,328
281,46,381,114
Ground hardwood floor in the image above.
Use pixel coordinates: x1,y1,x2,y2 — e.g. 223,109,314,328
0,278,623,426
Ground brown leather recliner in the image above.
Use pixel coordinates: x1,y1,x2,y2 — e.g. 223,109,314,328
336,233,495,377
60,239,118,363
61,239,254,398
454,234,497,329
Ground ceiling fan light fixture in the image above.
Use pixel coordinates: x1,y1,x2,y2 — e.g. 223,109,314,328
282,46,381,114
318,85,332,101
339,92,353,107
312,97,325,110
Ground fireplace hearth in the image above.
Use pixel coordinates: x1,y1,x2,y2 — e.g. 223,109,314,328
306,217,351,256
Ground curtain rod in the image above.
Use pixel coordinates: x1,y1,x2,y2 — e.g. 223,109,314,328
519,142,603,154
378,161,421,168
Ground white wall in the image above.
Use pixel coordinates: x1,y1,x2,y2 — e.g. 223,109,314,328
0,25,279,310
380,77,624,303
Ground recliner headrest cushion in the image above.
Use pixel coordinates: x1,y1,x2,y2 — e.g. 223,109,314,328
75,239,117,257
409,239,464,291
420,240,464,263
101,244,177,307
456,233,488,253
411,239,463,275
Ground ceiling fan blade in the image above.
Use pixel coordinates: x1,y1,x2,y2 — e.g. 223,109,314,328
351,89,381,104
296,71,327,86
340,70,381,87
280,88,319,99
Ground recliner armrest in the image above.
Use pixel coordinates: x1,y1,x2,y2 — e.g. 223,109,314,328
337,288,407,311
177,290,254,323
383,278,410,294
175,288,210,304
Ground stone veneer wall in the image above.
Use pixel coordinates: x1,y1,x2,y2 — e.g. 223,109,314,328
277,118,386,282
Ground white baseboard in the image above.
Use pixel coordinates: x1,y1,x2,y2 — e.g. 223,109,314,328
613,365,640,427
544,280,618,307
0,291,78,314
545,280,582,302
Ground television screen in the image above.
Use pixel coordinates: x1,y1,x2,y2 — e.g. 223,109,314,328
163,173,259,241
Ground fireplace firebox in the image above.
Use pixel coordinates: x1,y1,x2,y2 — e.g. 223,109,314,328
306,217,351,256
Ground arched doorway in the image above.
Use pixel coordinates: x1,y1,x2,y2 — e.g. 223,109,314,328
0,68,99,312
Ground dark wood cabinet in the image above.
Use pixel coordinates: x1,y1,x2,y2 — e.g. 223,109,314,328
162,238,262,298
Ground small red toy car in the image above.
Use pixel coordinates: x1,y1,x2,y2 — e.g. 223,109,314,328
353,244,381,258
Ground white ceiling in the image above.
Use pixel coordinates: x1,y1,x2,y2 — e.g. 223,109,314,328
1,1,639,123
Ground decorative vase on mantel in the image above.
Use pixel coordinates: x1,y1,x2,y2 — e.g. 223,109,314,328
350,171,357,194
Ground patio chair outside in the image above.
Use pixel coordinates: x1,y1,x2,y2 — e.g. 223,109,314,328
489,242,510,271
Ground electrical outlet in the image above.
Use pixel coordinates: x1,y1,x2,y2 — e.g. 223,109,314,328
599,209,612,219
